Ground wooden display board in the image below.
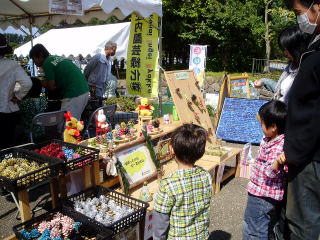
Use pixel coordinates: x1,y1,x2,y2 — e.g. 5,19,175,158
164,70,216,143
228,73,250,98
215,74,228,128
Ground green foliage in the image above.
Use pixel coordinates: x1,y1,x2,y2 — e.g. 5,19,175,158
142,130,161,170
206,105,215,118
162,0,293,72
104,97,137,112
116,161,130,195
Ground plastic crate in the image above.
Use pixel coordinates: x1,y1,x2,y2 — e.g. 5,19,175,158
0,148,63,192
63,186,149,236
13,206,112,240
109,112,138,128
23,139,100,171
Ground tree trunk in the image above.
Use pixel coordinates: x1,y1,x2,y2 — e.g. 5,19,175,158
265,1,272,72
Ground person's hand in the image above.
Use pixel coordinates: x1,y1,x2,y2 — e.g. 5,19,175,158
272,152,286,170
277,152,286,165
254,80,263,88
11,95,20,104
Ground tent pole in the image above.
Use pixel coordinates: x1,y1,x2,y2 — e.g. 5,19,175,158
158,16,163,117
28,17,35,76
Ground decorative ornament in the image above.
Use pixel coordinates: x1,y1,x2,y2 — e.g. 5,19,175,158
139,181,153,202
63,111,84,144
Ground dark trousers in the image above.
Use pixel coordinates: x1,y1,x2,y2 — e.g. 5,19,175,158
0,112,19,150
286,161,320,240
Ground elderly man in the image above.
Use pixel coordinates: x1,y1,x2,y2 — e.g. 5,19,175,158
84,41,117,105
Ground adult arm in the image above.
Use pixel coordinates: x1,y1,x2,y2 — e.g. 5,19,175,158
264,145,286,178
284,52,320,166
41,80,56,91
83,54,99,79
13,65,32,100
153,211,170,240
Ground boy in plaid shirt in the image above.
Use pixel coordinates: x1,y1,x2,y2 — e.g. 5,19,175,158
243,100,288,240
153,124,212,240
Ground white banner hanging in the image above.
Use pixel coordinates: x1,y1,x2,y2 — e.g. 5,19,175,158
189,45,207,87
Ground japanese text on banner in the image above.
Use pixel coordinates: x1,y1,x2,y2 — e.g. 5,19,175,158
126,13,159,97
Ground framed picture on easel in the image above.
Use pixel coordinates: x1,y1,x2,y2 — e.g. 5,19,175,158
116,144,158,191
228,74,250,99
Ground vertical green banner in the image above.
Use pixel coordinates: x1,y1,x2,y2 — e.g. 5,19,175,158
126,13,159,97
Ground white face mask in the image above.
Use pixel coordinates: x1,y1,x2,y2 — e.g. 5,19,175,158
297,2,319,34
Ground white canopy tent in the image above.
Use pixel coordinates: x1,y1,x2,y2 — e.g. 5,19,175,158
0,0,162,31
14,22,131,59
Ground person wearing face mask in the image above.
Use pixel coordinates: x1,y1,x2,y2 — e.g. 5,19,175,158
283,1,320,239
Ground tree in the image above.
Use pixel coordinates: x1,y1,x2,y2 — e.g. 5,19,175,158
161,0,294,72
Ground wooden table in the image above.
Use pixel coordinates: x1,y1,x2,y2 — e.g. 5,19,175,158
122,147,242,211
81,117,182,188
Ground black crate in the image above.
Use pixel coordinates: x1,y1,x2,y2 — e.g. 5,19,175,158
109,112,138,128
23,139,100,171
0,148,63,192
63,186,149,237
13,206,112,240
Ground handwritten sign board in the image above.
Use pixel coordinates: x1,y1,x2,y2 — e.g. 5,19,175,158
228,74,250,98
216,98,267,144
117,144,156,185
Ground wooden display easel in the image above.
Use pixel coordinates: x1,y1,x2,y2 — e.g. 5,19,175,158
164,70,216,144
215,74,228,128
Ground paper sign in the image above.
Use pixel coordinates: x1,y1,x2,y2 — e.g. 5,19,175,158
49,0,83,15
117,144,156,184
217,163,225,183
174,72,189,80
126,13,159,97
230,79,249,98
189,45,207,87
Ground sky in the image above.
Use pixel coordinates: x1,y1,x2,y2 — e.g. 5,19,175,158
0,26,39,36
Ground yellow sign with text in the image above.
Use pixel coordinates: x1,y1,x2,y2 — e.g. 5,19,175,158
126,13,159,97
123,151,146,176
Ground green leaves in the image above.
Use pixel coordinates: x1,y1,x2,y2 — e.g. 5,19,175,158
162,0,290,71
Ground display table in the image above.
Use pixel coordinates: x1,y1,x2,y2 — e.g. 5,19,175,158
121,147,242,211
80,117,242,194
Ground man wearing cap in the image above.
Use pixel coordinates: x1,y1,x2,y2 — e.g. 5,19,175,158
0,34,32,150
84,40,117,105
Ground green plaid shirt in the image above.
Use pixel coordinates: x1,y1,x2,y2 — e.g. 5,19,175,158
154,166,212,240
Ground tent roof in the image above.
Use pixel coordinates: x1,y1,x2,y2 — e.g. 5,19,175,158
14,22,130,59
0,0,162,30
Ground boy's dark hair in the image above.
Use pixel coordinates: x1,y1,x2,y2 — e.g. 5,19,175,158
171,124,208,164
286,0,318,9
278,24,312,68
258,100,287,134
29,44,50,59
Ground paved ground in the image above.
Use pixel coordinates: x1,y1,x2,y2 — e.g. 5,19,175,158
0,143,254,239
209,178,249,240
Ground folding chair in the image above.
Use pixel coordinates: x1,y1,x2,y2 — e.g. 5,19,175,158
29,110,66,143
83,104,117,139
